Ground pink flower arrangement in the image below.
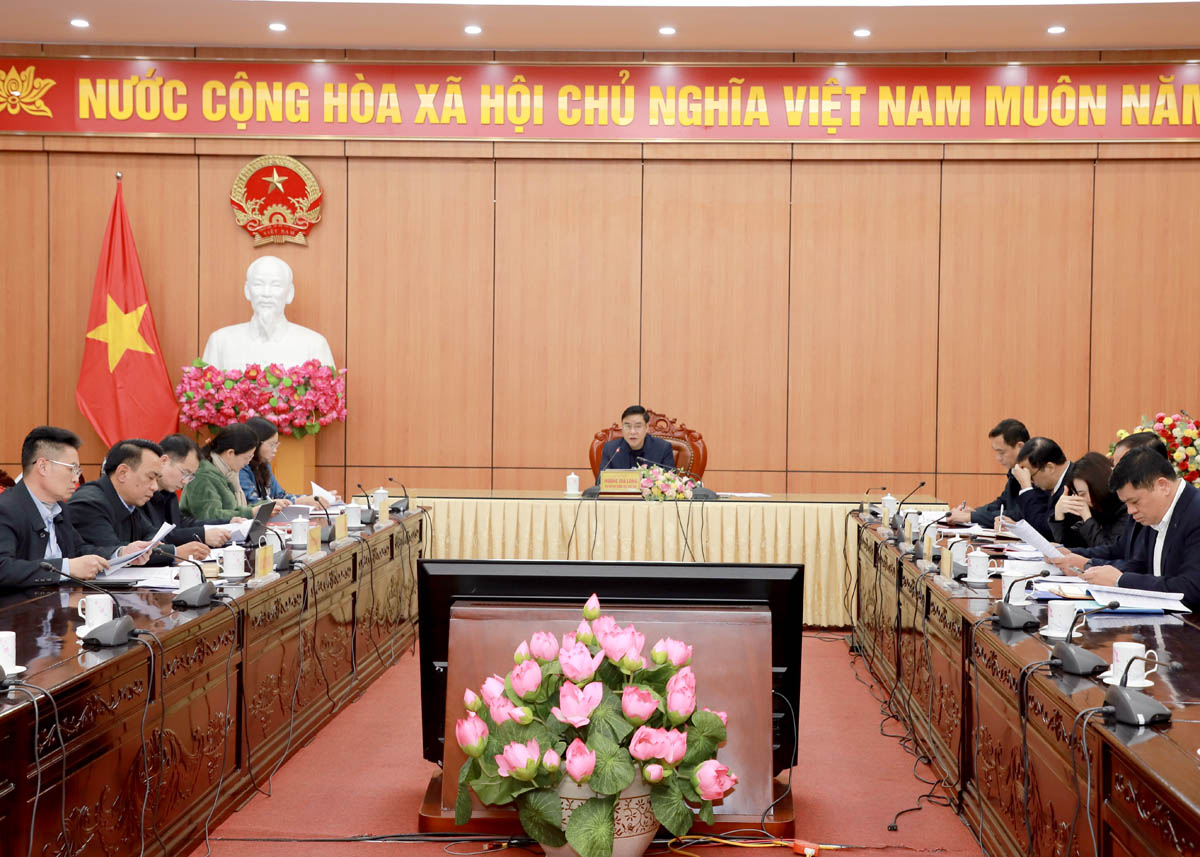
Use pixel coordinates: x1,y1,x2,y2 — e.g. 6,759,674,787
175,358,347,438
453,594,737,857
640,465,696,501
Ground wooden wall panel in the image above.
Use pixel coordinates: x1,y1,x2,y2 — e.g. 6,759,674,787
0,152,49,460
1089,160,1200,448
937,473,1008,509
786,472,934,495
937,160,1094,473
344,159,494,469
700,471,787,494
493,159,642,469
47,153,198,461
641,161,791,473
344,466,492,494
197,154,348,466
788,161,940,472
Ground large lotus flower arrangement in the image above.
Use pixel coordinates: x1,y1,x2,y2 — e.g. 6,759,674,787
175,359,347,437
454,594,737,857
640,466,696,502
1114,412,1200,482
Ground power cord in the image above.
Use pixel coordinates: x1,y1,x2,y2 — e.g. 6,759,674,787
293,557,338,705
133,628,170,857
967,615,993,857
197,597,240,857
128,635,159,857
565,494,586,558
1017,658,1057,854
1067,705,1114,857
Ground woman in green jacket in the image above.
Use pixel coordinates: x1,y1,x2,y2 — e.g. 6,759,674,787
182,424,287,521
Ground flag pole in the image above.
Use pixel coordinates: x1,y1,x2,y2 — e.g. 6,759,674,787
115,171,122,181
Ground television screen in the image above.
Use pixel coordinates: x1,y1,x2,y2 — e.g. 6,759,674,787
416,559,804,775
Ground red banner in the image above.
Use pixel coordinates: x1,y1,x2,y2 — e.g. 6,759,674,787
3,57,1200,142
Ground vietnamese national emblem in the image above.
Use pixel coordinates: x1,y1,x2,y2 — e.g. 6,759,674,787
230,155,323,246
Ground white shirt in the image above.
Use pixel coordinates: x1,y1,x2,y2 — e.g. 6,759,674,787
1152,480,1187,577
28,491,69,578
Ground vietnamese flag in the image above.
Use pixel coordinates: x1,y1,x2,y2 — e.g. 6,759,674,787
75,179,178,446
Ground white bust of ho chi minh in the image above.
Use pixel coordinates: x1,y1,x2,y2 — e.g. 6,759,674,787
201,255,335,370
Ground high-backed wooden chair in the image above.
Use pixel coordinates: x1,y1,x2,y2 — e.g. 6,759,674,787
588,410,707,480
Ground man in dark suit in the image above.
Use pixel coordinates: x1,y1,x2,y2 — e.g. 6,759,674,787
596,405,676,480
143,434,231,548
1012,436,1070,539
0,426,122,588
947,418,1031,527
68,439,211,564
1074,449,1200,608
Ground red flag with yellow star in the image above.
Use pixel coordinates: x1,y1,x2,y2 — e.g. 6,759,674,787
75,180,178,446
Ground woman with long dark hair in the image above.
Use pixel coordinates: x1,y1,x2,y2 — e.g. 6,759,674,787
181,424,287,521
238,416,327,506
1050,451,1129,548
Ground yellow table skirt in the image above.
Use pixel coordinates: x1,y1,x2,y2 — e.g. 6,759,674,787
413,492,946,627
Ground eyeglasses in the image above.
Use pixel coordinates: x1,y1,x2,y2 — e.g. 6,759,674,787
45,459,83,479
178,467,196,484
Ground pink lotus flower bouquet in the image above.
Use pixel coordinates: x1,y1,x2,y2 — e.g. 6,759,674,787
175,358,347,437
454,594,737,857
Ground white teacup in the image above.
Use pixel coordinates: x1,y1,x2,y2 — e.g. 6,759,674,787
1045,600,1081,637
177,564,203,591
77,594,113,630
965,549,1000,584
291,518,309,547
346,504,362,528
1000,570,1034,605
1112,641,1159,684
0,630,16,672
217,545,247,576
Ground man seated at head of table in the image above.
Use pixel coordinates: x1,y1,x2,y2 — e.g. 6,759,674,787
1049,451,1129,549
1010,436,1073,540
181,424,287,521
595,404,676,480
947,418,1031,527
143,434,232,550
1052,449,1200,608
0,426,150,587
68,439,213,564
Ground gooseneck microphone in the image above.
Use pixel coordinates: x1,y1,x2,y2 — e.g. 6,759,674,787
1051,600,1121,674
860,485,888,516
583,444,624,498
1106,656,1178,726
354,482,378,525
164,552,218,609
386,477,410,515
993,572,1049,630
887,481,927,544
312,497,336,542
40,562,135,647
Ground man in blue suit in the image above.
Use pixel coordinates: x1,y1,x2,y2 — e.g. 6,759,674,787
1076,448,1200,608
596,405,676,480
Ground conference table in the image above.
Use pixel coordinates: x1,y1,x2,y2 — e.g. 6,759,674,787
0,513,423,857
414,489,945,626
853,515,1200,857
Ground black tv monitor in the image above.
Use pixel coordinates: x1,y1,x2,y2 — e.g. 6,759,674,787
416,559,804,775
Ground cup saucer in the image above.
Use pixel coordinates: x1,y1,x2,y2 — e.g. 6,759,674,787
218,570,251,580
964,577,990,588
1104,675,1153,689
1039,625,1083,639
2,664,26,676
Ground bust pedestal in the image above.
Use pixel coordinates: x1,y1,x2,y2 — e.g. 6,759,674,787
274,433,317,496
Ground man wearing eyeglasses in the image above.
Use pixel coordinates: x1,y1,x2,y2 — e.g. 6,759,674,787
143,434,232,548
1010,436,1072,540
0,426,145,587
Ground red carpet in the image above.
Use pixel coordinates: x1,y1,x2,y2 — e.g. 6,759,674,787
192,634,980,857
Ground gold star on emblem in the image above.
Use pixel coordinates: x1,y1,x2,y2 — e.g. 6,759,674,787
262,168,288,194
86,296,155,371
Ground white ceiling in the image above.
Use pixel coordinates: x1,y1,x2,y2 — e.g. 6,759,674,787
2,0,1199,54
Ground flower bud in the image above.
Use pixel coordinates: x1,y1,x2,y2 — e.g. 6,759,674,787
455,713,489,758
575,619,595,647
643,763,666,784
464,688,482,713
583,593,601,620
514,641,532,664
510,705,534,725
542,748,561,773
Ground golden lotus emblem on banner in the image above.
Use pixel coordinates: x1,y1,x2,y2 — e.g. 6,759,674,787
2,65,55,118
230,155,322,246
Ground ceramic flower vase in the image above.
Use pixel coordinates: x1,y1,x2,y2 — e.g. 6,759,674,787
542,775,658,857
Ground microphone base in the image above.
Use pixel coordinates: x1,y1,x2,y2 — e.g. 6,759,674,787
320,524,335,542
391,497,410,515
81,615,136,647
994,602,1040,630
173,582,217,609
273,548,293,572
581,485,601,499
691,486,718,501
1105,684,1171,726
359,508,378,525
1052,641,1108,676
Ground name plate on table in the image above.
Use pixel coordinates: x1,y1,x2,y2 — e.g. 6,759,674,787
254,544,274,578
333,513,348,542
308,525,322,555
599,469,644,495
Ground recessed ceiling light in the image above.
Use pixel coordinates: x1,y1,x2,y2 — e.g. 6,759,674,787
659,26,676,36
464,24,482,35
852,28,871,38
313,58,326,62
1047,25,1066,34
834,61,847,66
268,22,287,32
1188,59,1200,64
69,18,89,28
